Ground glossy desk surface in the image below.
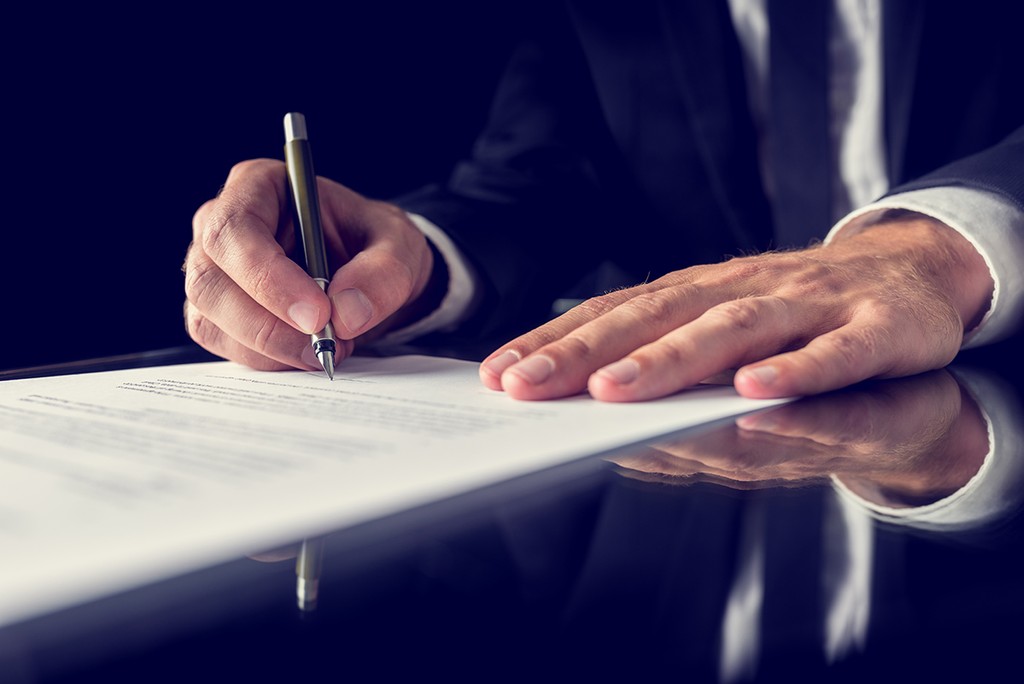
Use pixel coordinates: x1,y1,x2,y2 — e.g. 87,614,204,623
1,343,1022,683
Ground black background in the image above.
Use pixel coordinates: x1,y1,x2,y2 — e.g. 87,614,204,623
2,3,529,370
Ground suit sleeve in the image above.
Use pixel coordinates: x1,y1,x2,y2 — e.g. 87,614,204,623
393,15,621,343
888,126,1024,211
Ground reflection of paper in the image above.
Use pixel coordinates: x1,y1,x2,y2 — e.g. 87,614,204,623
0,356,787,627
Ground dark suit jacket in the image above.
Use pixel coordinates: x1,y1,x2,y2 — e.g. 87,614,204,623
399,0,1024,341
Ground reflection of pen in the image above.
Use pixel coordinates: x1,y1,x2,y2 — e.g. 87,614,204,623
284,112,336,380
295,536,325,613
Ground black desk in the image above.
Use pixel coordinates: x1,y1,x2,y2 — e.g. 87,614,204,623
2,344,1023,683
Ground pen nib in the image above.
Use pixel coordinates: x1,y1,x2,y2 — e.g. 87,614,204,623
317,349,335,381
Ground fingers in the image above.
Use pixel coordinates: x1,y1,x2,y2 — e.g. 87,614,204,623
184,300,303,371
506,305,938,403
479,285,664,393
588,296,798,401
183,248,323,370
184,293,356,373
186,160,354,370
484,286,804,401
324,201,433,339
733,302,961,399
186,157,434,372
198,160,333,335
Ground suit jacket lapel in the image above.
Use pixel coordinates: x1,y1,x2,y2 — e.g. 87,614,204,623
882,0,926,186
656,0,773,251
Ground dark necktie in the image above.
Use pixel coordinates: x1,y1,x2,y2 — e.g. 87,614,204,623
767,0,831,248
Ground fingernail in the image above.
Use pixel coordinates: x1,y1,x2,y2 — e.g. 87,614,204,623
739,365,777,387
333,288,373,334
481,350,521,379
595,358,640,385
507,355,555,385
288,302,320,334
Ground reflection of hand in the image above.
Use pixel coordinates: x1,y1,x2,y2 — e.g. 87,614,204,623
480,214,992,401
247,544,301,563
183,159,436,371
611,370,990,507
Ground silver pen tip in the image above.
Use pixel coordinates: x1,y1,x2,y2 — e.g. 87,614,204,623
317,350,335,381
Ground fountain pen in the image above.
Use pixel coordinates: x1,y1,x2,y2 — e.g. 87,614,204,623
284,112,336,380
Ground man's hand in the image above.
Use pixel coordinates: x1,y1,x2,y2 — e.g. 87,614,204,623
480,214,994,400
183,159,434,371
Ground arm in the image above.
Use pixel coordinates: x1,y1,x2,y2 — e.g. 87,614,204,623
184,7,614,368
477,107,1024,399
480,210,994,400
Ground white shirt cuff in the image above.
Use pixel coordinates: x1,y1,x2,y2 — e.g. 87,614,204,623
376,212,481,346
831,367,1024,532
824,186,1024,347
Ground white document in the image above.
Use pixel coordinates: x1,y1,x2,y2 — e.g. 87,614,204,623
0,355,787,627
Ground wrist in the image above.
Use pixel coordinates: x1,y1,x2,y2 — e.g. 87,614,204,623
838,211,994,333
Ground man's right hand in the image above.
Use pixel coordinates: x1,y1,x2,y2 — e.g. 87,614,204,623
183,159,435,371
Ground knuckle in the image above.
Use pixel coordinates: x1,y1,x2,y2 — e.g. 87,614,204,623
715,253,801,286
226,159,265,181
705,298,764,332
183,255,222,310
649,338,687,368
523,328,564,350
191,200,216,239
507,323,562,351
718,256,771,282
240,255,279,303
718,253,844,298
200,202,267,260
861,298,902,325
620,291,677,324
250,315,287,357
574,292,621,318
185,306,221,350
555,335,596,362
200,207,232,257
823,327,886,370
785,260,845,296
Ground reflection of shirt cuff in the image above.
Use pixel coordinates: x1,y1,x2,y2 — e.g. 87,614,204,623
825,186,1024,348
830,367,1024,532
377,213,481,346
